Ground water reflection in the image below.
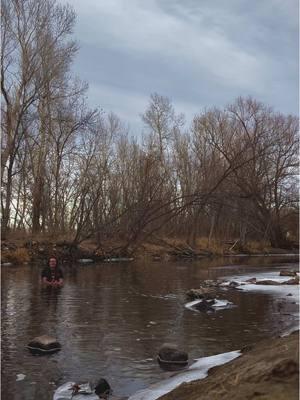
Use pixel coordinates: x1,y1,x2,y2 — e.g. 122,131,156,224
1,256,299,399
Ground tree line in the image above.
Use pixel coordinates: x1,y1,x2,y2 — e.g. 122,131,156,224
1,0,299,252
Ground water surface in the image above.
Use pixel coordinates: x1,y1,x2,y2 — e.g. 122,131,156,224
1,256,299,399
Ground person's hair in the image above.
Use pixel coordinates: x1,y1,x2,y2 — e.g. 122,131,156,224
48,256,58,267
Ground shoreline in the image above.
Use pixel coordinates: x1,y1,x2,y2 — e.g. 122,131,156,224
153,331,299,400
1,237,298,265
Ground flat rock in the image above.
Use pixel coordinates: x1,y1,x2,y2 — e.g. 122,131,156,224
282,276,300,285
158,343,188,366
255,280,282,286
27,335,61,354
279,270,297,277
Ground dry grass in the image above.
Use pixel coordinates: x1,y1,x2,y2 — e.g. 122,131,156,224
195,237,225,255
238,240,271,253
3,247,31,264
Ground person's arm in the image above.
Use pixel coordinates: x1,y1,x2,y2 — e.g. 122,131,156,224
56,277,64,286
53,269,64,286
42,276,53,285
41,268,53,285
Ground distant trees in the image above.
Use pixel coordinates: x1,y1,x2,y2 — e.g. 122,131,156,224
1,1,298,251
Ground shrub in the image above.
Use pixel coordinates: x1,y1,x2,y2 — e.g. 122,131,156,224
4,248,31,264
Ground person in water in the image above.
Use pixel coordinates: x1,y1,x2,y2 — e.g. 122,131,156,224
41,256,64,286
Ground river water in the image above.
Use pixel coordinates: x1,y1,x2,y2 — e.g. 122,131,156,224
1,256,299,399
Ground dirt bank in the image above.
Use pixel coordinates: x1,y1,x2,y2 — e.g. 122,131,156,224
158,331,299,400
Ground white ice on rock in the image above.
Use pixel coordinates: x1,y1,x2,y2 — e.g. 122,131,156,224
53,382,98,400
128,350,240,400
185,298,234,312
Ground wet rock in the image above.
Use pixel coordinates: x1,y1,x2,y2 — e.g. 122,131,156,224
27,335,61,355
158,343,188,368
228,281,240,288
202,280,219,288
94,378,112,398
245,277,257,284
282,276,299,285
255,280,281,286
279,270,297,277
186,288,215,300
193,299,216,312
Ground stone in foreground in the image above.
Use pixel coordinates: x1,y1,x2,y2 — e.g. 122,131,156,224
27,335,61,355
158,343,188,369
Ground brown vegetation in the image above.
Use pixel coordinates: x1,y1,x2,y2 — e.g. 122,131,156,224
158,331,299,400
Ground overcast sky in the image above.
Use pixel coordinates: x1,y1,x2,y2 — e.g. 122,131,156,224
67,0,299,134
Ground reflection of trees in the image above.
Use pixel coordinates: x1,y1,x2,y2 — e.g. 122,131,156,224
2,259,298,398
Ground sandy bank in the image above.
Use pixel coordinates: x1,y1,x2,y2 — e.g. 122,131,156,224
157,331,299,400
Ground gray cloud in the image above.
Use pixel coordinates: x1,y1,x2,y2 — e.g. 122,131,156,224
66,0,299,134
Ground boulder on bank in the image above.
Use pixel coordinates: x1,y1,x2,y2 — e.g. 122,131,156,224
279,270,297,277
158,344,188,368
27,335,61,354
186,288,215,301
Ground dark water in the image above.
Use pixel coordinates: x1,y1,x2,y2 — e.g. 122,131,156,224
1,256,299,400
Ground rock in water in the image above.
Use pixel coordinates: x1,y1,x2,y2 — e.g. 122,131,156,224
245,277,257,284
27,335,61,354
193,299,216,312
279,270,297,277
158,343,188,369
94,378,112,398
282,276,300,285
255,280,281,286
186,288,215,300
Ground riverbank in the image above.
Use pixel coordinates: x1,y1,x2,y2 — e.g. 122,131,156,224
157,331,299,400
1,236,298,265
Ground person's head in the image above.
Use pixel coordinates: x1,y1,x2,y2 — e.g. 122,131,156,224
48,256,58,269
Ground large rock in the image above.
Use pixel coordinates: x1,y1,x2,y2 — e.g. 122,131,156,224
94,378,111,398
27,335,61,354
158,343,188,367
279,270,297,277
186,288,215,301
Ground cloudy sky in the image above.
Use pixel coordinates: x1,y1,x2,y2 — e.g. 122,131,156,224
67,0,299,134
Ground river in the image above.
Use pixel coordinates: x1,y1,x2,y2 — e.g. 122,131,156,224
1,255,299,399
